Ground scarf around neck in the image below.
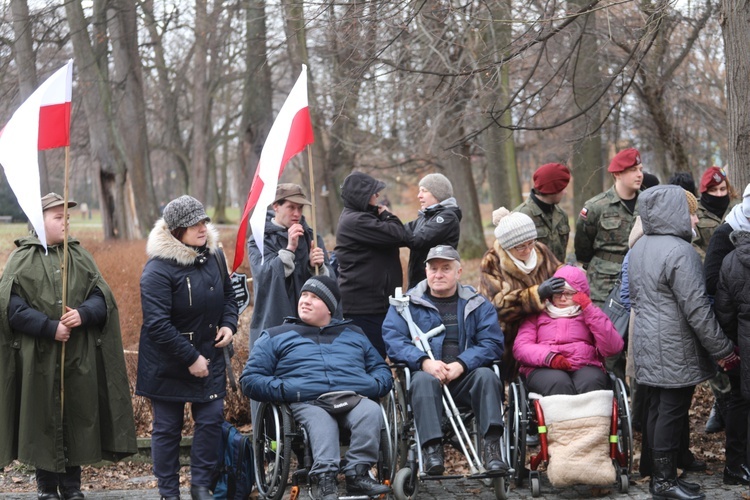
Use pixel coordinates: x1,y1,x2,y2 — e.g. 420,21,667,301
508,247,538,274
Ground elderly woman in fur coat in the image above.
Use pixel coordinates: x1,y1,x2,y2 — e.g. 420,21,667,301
479,208,562,378
136,195,238,500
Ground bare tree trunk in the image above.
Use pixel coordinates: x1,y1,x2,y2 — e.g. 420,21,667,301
108,0,158,236
720,1,750,188
142,0,190,195
481,0,520,211
9,0,49,194
65,0,134,239
191,0,211,202
567,0,604,214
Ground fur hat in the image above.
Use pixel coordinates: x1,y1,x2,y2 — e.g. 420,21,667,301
684,190,698,215
492,207,537,250
300,275,340,316
419,173,453,202
163,195,210,231
533,163,570,194
608,148,641,173
699,166,727,194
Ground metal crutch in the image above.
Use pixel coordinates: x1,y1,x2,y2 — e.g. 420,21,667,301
389,288,486,475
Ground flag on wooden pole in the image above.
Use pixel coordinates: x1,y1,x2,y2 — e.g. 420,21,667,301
232,65,314,272
0,59,73,251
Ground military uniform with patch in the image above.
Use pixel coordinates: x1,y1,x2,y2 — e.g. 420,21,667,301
514,197,570,263
575,186,637,306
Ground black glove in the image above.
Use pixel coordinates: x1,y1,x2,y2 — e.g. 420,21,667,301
537,277,566,301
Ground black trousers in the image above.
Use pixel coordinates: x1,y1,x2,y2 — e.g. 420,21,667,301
348,313,387,359
526,366,608,396
646,385,695,454
725,366,750,468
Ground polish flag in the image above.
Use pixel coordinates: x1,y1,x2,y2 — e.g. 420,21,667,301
0,60,73,252
232,65,314,272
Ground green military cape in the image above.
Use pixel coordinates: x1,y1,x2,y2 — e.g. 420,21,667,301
0,236,137,472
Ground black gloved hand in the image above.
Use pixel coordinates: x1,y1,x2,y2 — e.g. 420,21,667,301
537,277,566,301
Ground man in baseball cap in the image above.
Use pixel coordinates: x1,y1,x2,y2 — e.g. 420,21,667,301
383,245,507,476
514,163,571,263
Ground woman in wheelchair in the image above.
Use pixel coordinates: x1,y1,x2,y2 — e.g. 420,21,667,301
514,265,624,396
241,276,393,500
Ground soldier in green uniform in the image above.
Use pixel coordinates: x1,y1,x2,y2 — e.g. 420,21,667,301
514,162,571,263
574,148,643,306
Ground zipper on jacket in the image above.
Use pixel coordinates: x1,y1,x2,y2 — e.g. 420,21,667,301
187,277,192,306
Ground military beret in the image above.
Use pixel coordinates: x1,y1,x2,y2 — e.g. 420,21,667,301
533,163,571,194
608,148,641,173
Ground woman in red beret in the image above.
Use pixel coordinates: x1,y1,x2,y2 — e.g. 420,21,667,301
694,166,736,260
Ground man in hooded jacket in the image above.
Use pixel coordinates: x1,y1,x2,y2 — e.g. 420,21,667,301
335,171,410,357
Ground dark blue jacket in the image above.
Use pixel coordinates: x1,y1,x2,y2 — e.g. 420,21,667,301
382,281,504,374
136,220,238,403
241,318,393,403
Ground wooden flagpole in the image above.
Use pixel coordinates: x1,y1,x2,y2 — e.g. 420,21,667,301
60,145,71,415
306,145,319,276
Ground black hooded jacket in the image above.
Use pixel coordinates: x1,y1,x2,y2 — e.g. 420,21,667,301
335,172,409,315
715,230,750,399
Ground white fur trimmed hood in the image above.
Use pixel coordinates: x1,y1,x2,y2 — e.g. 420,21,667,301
146,218,220,266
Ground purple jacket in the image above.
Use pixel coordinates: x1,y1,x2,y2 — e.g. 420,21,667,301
514,265,624,377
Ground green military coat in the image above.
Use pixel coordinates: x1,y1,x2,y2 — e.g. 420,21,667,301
692,203,726,261
0,236,137,472
574,186,637,305
514,197,570,263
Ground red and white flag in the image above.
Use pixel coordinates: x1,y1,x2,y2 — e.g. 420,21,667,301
0,60,73,252
232,65,314,272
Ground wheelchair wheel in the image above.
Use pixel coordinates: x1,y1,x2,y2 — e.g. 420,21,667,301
506,381,527,487
493,476,510,500
393,376,410,470
393,467,418,500
254,402,293,500
382,385,408,476
378,403,395,485
613,377,633,474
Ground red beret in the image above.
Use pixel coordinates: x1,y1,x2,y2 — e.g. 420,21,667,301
533,163,571,194
608,148,641,173
699,166,727,193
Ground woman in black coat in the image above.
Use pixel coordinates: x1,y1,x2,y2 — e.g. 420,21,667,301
136,196,238,500
714,229,750,486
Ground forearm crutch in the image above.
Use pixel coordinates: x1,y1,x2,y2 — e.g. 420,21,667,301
389,289,486,475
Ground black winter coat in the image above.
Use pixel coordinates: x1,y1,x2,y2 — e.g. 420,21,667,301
704,222,734,296
404,198,462,289
335,172,409,315
715,230,750,399
136,220,239,402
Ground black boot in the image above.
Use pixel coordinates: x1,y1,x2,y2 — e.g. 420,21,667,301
311,472,338,500
345,464,390,496
704,394,729,434
650,451,705,500
723,464,750,485
482,437,509,473
422,442,444,476
58,466,84,500
189,485,212,500
36,469,60,500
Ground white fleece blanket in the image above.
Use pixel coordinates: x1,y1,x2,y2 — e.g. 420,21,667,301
537,390,615,487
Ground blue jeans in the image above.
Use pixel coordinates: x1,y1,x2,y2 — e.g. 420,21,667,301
151,398,224,496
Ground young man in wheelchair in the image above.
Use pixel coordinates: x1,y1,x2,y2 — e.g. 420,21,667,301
382,245,509,475
241,275,393,500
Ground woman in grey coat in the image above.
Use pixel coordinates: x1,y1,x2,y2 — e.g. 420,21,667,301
630,185,737,500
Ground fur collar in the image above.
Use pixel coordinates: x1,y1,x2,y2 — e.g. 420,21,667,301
146,219,220,266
